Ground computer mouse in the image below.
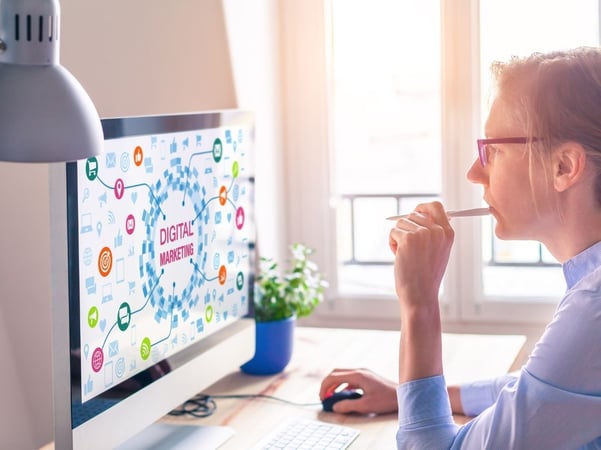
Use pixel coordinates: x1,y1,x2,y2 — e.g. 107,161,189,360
322,389,363,412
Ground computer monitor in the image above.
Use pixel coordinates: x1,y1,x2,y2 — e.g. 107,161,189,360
50,110,256,449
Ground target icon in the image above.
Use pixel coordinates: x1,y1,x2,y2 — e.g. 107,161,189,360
98,246,113,277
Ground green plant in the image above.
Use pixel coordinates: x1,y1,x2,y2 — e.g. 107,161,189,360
254,243,328,322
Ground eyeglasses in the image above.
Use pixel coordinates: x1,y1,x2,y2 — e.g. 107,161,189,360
476,137,535,167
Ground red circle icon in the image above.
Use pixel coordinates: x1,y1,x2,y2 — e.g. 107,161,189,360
125,214,136,235
91,347,104,372
235,207,245,230
114,178,125,199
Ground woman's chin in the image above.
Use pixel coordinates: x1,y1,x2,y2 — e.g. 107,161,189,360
494,223,528,241
493,223,515,241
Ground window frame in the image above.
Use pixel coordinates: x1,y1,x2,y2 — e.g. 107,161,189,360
280,0,563,329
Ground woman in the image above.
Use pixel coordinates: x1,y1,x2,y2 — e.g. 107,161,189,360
320,47,601,448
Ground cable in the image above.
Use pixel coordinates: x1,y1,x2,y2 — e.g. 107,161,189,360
168,394,217,418
213,393,321,407
168,393,321,419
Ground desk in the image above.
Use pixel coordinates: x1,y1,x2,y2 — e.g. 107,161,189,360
41,327,525,449
160,327,526,449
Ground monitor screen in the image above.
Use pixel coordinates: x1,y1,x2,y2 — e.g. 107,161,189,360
50,110,256,449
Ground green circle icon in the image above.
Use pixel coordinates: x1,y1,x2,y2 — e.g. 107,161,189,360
85,157,99,181
140,337,151,360
236,271,244,290
87,306,99,328
232,161,239,178
205,305,214,323
117,302,131,331
212,138,223,163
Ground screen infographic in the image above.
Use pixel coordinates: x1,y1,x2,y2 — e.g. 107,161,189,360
76,123,253,402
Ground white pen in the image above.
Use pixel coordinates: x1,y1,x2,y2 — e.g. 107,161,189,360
386,207,490,221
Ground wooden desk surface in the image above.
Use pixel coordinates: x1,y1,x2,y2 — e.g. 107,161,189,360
160,327,526,450
41,327,524,449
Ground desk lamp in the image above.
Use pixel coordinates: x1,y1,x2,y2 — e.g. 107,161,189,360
0,0,102,162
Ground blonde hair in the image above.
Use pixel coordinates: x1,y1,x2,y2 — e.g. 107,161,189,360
491,47,601,206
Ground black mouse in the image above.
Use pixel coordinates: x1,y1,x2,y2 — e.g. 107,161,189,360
322,389,363,412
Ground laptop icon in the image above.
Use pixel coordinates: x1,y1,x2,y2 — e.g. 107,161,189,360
80,213,93,233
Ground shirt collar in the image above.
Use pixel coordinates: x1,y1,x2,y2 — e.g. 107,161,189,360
562,241,601,290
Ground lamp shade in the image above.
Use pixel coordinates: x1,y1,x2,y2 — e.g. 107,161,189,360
0,63,103,162
0,0,103,163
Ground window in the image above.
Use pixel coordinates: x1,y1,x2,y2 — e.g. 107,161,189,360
331,1,441,297
281,0,600,326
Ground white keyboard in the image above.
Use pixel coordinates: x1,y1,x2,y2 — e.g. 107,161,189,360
251,418,360,450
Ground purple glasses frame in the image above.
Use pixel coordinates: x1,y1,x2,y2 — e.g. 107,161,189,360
476,137,536,167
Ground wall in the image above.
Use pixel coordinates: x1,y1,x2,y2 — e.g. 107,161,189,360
60,0,237,117
222,0,286,264
0,1,285,448
0,163,54,450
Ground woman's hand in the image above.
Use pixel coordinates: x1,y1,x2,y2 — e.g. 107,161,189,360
319,368,398,414
388,201,454,309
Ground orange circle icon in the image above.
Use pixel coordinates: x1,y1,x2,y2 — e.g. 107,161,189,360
98,246,113,277
133,146,144,166
218,265,227,285
218,186,227,206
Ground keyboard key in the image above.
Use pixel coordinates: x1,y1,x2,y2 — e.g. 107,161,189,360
251,419,360,450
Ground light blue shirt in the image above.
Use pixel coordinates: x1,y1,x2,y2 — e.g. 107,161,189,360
396,241,601,449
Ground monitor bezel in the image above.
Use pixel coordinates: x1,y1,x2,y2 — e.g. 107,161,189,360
50,110,256,450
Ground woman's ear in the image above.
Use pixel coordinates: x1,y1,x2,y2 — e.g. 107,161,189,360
553,142,587,192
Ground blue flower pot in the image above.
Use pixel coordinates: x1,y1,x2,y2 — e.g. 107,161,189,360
240,316,296,375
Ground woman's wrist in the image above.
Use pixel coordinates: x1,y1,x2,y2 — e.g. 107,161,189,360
399,306,443,383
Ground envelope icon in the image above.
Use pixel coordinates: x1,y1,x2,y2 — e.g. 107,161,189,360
106,152,116,168
108,340,119,357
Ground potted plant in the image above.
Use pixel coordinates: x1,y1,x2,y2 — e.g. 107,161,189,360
240,243,328,375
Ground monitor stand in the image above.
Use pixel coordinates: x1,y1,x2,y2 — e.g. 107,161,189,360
115,422,235,450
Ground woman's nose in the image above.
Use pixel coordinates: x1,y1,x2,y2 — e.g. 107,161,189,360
466,158,487,185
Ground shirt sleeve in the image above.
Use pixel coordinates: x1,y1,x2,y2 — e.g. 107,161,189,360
396,375,459,449
396,370,601,450
459,373,518,417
